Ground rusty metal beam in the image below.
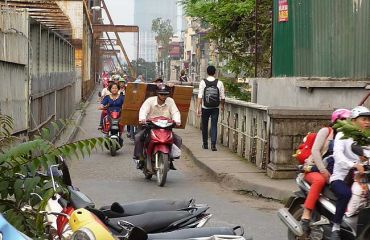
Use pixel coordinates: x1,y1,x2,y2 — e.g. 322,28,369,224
2,1,73,38
104,32,124,72
100,49,120,54
93,24,139,34
96,39,117,45
101,0,137,78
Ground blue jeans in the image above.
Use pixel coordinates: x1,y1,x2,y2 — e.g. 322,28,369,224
331,180,352,224
201,108,219,146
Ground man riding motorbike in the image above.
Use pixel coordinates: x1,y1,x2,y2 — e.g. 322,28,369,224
133,83,182,172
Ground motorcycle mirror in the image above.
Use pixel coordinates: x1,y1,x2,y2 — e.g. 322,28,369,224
57,156,73,186
49,164,60,191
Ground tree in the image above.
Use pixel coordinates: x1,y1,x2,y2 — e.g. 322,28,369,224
152,18,174,61
131,58,156,81
182,0,272,77
0,114,110,237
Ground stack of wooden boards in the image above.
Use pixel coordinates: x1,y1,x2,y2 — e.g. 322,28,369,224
120,83,193,129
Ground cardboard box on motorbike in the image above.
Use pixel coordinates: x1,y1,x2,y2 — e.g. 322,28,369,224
120,83,193,129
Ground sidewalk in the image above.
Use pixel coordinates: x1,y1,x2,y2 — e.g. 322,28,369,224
178,126,297,201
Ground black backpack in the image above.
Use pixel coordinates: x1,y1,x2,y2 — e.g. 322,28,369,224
203,79,220,108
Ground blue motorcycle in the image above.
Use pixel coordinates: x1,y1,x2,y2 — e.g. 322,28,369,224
0,214,32,240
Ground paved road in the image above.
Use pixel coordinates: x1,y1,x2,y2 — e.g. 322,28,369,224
69,98,288,240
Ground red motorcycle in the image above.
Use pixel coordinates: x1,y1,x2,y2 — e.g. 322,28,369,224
102,109,123,156
142,116,177,187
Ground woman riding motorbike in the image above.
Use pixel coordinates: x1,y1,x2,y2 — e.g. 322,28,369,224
99,83,125,132
300,109,351,237
329,106,370,240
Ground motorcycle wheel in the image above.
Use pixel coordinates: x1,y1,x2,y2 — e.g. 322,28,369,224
144,171,153,180
110,146,117,156
288,204,305,240
156,152,169,187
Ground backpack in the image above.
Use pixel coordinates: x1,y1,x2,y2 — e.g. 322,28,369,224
179,76,188,82
293,127,332,164
203,79,220,108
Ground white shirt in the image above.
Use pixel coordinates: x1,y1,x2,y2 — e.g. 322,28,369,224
198,76,225,109
101,88,111,98
118,89,125,96
139,96,181,124
330,132,363,182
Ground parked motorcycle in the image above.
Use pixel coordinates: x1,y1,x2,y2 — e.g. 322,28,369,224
102,107,123,156
68,208,248,240
44,157,212,239
142,116,179,186
0,214,33,240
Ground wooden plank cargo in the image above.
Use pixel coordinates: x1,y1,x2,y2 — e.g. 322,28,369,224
120,83,193,129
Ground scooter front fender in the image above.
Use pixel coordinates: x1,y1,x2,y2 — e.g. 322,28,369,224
153,144,170,155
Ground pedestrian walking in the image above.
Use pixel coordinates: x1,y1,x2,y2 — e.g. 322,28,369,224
196,66,225,151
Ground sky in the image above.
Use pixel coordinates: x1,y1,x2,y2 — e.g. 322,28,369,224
104,0,183,62
104,0,136,60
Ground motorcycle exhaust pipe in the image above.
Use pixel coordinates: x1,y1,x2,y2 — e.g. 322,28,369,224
277,208,303,237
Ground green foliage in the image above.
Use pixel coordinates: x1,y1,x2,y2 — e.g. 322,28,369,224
333,120,370,146
221,77,251,101
0,114,110,237
131,58,157,81
152,18,174,61
182,0,272,77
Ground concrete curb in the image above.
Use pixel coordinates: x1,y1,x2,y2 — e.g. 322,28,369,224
181,143,294,202
55,87,97,146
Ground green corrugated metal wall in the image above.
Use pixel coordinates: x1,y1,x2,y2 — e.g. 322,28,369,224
272,0,370,78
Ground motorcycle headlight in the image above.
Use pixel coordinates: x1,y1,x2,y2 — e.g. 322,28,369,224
71,228,96,240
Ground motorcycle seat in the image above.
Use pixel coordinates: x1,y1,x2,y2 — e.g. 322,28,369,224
322,185,337,201
100,199,194,217
147,227,243,240
108,210,193,233
68,186,95,209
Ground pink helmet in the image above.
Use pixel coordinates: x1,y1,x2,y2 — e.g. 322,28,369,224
331,108,351,123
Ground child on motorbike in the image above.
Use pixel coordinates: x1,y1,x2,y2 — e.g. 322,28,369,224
300,109,351,237
329,106,370,240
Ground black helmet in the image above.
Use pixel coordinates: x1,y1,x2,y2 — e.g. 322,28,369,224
157,83,170,95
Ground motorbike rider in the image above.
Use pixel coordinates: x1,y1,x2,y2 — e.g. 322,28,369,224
113,75,120,85
99,83,125,131
329,106,370,240
133,83,182,171
300,109,351,237
118,78,126,96
101,78,114,99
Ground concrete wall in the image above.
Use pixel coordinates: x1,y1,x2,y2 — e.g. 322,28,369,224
251,78,369,109
57,1,83,40
0,8,29,133
188,90,335,179
57,1,85,103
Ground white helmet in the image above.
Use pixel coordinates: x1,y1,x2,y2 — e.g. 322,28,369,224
350,106,370,119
